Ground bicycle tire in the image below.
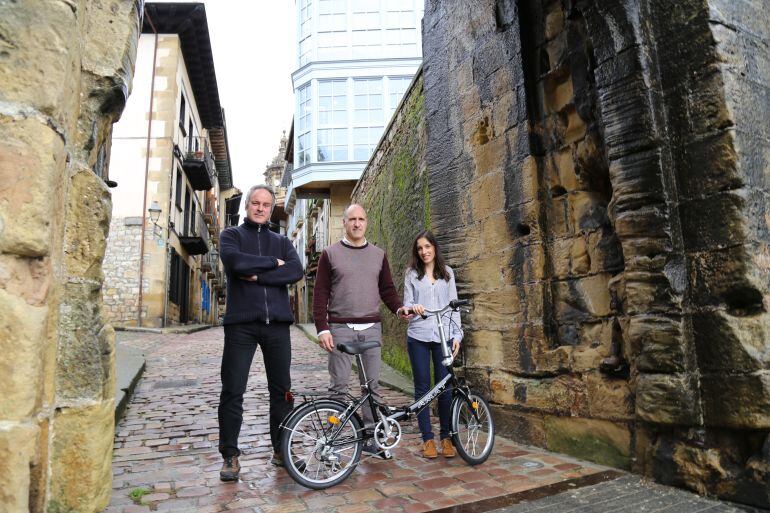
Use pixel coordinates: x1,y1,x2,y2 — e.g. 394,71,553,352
450,393,495,465
280,399,363,489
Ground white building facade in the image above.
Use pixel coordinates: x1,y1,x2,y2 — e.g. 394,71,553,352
284,1,423,314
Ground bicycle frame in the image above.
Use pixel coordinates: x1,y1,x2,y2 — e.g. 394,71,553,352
285,301,480,452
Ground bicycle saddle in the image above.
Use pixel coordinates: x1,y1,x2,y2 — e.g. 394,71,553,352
337,341,381,355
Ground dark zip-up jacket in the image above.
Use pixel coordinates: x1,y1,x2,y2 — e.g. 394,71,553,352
219,219,303,325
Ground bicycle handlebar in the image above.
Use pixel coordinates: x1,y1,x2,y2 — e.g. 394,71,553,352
406,299,470,319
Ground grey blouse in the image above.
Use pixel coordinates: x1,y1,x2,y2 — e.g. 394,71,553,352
403,266,464,343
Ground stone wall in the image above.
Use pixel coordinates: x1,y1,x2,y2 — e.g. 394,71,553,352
352,72,428,376
0,1,141,512
421,0,769,507
103,216,144,325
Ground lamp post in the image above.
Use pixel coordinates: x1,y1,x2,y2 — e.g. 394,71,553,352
148,200,162,238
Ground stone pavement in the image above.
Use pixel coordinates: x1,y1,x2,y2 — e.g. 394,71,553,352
106,327,756,513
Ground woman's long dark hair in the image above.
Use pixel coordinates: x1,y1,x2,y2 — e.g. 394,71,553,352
410,230,450,281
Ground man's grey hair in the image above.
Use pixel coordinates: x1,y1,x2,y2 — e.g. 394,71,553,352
342,203,366,221
245,184,276,211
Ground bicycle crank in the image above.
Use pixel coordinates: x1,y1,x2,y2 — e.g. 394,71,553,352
373,418,402,450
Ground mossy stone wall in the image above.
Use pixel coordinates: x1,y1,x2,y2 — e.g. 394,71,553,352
353,71,428,378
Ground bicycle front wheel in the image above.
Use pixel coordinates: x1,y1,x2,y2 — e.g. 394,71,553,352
451,393,495,465
280,399,362,489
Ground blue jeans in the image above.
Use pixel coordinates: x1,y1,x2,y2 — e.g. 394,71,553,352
407,336,452,441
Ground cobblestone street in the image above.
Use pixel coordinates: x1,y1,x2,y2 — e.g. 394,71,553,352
106,327,611,512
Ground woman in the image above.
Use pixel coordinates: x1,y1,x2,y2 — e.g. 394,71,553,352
403,230,463,459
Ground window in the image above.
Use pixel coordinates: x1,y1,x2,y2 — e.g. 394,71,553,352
179,94,187,134
169,248,180,304
387,76,412,112
318,80,347,126
317,128,348,162
353,78,384,160
317,79,348,162
385,1,417,57
297,84,312,166
298,0,313,66
352,0,381,58
175,167,183,210
318,0,347,60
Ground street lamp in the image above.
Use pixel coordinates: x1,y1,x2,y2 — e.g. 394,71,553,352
148,200,162,238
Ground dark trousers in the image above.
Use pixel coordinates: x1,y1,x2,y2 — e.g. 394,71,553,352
407,336,452,441
218,321,293,457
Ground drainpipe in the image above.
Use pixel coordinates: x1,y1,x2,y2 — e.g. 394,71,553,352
137,8,158,327
162,145,174,328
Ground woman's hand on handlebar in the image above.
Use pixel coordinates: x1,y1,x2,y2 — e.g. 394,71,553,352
410,304,426,316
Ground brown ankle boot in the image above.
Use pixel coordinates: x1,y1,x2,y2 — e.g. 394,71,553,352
422,439,438,459
220,455,240,481
441,438,456,458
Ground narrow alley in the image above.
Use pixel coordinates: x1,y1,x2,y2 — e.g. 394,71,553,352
105,328,755,513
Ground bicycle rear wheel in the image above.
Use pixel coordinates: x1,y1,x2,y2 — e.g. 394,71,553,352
280,399,362,489
450,393,494,465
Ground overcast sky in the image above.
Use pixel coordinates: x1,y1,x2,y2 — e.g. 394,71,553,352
202,1,297,198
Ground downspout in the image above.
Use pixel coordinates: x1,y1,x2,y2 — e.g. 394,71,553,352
137,9,158,327
162,146,173,328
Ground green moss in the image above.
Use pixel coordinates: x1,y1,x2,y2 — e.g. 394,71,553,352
128,487,151,505
382,340,413,380
544,417,631,470
354,73,427,384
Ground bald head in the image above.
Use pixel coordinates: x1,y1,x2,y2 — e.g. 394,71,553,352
342,203,366,221
342,204,368,245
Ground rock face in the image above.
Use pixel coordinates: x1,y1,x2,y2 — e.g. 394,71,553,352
414,0,770,507
352,73,428,378
0,1,141,512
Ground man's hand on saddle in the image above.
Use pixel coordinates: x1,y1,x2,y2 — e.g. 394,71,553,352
318,332,334,352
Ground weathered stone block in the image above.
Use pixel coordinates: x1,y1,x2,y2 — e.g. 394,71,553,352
56,282,109,402
701,371,770,429
680,191,764,252
553,273,612,323
678,130,741,199
622,271,679,315
65,169,112,280
492,406,547,447
0,288,48,420
585,372,634,421
544,416,631,469
0,0,80,125
491,372,586,417
50,401,114,513
632,315,686,373
570,191,611,232
636,373,701,425
469,283,546,331
505,242,546,284
689,243,768,313
0,117,63,257
471,170,506,216
693,311,769,373
0,422,39,513
587,230,624,274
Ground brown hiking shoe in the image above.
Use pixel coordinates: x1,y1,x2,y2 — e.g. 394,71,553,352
270,451,283,467
219,455,240,481
441,438,456,458
422,439,438,459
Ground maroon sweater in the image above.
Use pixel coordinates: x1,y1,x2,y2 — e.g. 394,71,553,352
312,240,402,333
